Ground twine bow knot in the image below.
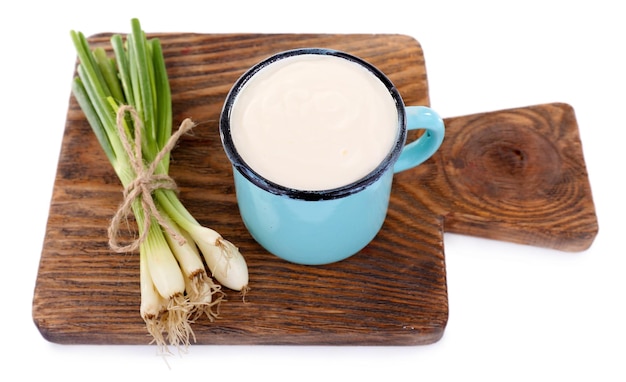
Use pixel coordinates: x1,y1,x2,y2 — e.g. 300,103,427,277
107,105,195,253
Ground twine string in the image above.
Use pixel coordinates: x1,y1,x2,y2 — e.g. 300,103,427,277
108,105,195,253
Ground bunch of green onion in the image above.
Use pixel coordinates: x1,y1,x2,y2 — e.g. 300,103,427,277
70,18,248,353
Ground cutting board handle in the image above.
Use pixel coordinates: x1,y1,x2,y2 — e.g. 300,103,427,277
430,102,598,251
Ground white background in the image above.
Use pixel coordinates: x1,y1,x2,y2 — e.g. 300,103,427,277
3,1,624,380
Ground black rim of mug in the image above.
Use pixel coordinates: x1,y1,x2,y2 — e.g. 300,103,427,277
219,48,407,201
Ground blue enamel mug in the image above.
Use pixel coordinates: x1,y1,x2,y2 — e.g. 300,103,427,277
219,48,444,265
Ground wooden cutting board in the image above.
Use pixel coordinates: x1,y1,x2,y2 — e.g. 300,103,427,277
32,33,598,346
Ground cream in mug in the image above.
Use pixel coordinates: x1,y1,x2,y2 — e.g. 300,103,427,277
230,54,398,191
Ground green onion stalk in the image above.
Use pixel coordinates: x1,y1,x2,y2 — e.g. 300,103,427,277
70,18,249,353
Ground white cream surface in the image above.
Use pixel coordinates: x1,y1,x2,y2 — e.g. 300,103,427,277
230,54,398,191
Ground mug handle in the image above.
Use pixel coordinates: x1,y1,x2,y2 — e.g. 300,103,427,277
393,106,445,173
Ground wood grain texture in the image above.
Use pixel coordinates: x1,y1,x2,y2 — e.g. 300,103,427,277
32,33,597,346
434,103,598,251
